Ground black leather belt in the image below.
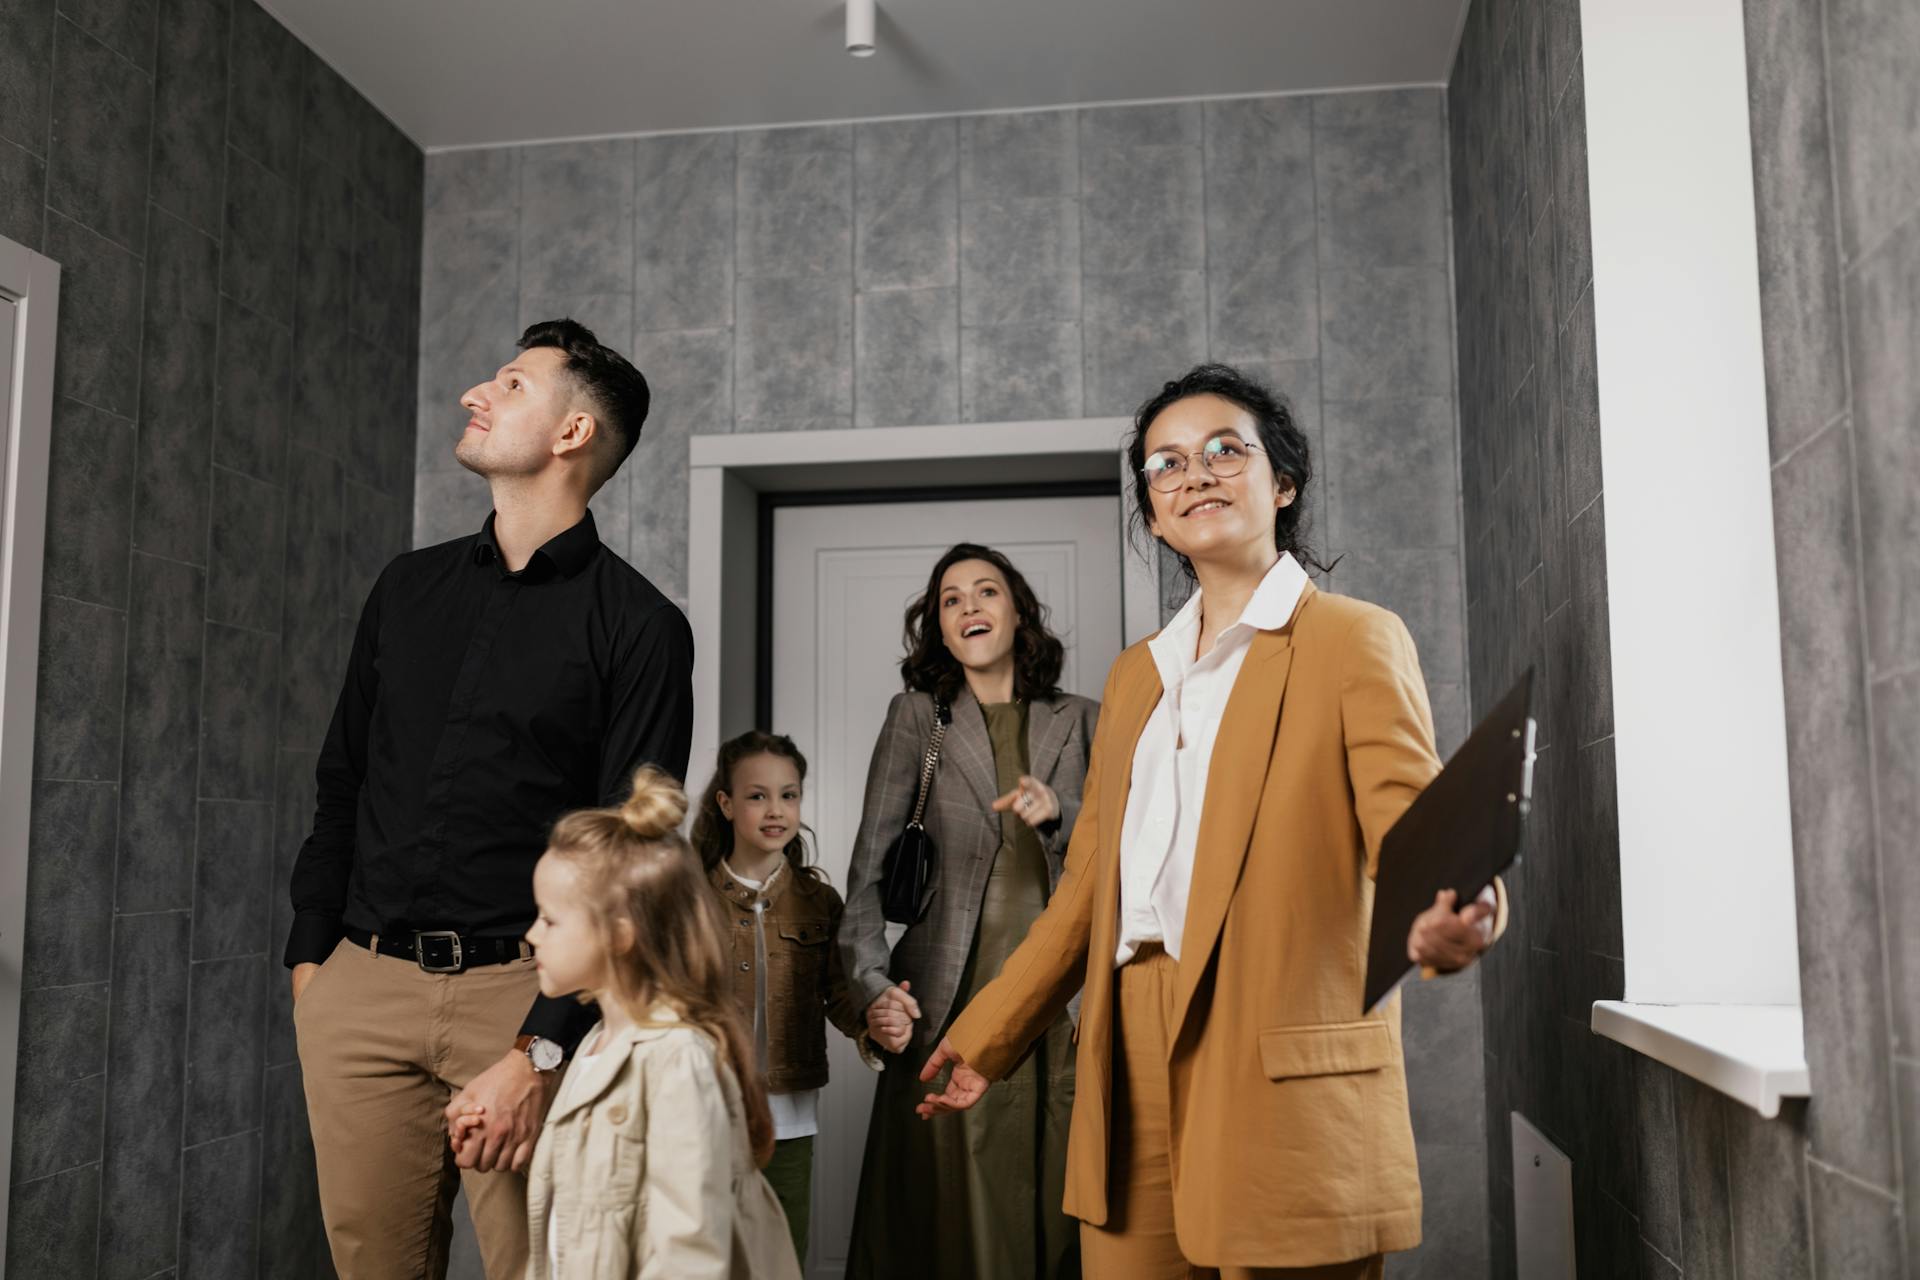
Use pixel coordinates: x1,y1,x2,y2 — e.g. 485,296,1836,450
344,925,530,974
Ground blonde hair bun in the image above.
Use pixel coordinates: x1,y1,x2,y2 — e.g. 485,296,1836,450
620,766,689,839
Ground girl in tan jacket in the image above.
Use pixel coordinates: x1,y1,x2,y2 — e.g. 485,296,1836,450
453,767,801,1280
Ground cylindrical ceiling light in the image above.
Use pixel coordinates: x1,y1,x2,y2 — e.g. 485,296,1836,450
846,0,876,56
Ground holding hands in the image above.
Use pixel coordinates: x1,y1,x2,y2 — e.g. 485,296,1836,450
441,1050,559,1173
866,981,922,1054
991,775,1058,830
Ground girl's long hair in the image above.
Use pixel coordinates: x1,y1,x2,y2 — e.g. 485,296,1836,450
546,766,775,1164
689,731,823,881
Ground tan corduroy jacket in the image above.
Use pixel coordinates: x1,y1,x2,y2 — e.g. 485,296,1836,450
525,1011,801,1280
945,584,1507,1269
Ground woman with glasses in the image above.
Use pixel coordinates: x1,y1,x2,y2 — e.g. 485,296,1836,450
913,364,1506,1280
840,543,1099,1280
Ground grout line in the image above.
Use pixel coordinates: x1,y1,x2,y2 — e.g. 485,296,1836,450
1075,108,1089,418
1437,87,1474,703
54,391,139,426
18,978,113,995
423,79,1455,156
728,135,739,432
1768,408,1850,470
1869,661,1920,687
1198,102,1213,369
1806,1153,1902,1202
1840,196,1920,279
1306,99,1329,567
13,1155,107,1188
849,122,860,429
180,1125,264,1155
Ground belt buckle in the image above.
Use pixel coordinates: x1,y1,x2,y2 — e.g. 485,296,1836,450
414,930,464,974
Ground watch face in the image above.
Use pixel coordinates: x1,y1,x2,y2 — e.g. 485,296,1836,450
528,1038,564,1072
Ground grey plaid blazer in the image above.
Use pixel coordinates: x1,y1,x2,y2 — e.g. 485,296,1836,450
839,686,1099,1049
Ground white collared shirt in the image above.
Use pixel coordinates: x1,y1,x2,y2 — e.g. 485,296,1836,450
1115,553,1309,966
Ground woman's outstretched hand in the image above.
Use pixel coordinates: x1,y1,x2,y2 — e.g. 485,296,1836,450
1407,887,1496,973
866,981,921,1054
991,775,1059,830
916,1037,989,1119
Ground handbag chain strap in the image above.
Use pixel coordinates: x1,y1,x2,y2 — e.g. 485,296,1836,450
906,702,949,828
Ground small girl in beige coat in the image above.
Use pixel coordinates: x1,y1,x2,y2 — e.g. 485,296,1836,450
454,767,801,1280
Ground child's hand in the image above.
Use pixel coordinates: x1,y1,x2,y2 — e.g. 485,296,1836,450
866,981,920,1054
448,1104,487,1156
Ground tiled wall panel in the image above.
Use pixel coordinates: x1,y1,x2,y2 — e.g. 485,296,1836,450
417,84,1485,1276
3,2,420,1274
1453,0,1920,1273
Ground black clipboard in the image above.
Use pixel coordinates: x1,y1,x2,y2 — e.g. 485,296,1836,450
1363,669,1537,1013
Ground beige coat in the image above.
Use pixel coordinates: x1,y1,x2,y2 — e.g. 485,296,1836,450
525,1012,800,1280
946,585,1505,1269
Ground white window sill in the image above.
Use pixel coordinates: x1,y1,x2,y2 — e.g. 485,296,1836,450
1590,1002,1809,1118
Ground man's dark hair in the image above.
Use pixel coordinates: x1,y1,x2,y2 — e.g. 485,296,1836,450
516,319,651,474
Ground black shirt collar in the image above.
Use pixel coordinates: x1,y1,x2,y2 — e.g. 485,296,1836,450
472,511,601,581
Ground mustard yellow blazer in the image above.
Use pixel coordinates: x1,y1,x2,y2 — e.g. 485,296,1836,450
947,583,1484,1268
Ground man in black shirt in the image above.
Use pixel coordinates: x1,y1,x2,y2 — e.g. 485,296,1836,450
285,319,693,1278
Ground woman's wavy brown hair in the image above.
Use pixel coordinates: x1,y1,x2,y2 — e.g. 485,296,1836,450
545,766,775,1165
689,730,823,882
898,543,1064,704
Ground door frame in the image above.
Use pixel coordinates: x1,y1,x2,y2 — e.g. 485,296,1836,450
0,232,62,1265
688,418,1159,781
752,478,1122,728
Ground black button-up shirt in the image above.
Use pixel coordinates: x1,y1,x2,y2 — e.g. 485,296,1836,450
284,511,695,1047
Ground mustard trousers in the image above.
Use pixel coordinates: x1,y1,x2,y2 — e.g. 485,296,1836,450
1085,945,1386,1280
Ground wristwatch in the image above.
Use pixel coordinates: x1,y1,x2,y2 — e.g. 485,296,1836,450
515,1033,564,1073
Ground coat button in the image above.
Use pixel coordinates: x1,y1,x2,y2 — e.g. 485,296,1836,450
607,1104,628,1124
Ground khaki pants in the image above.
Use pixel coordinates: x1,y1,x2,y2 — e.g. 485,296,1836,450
1083,946,1385,1280
294,937,542,1279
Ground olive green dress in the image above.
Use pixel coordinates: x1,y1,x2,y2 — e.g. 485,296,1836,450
847,701,1080,1280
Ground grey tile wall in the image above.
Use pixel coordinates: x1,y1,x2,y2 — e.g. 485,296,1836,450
1452,0,1920,1274
3,1,421,1275
416,84,1482,1276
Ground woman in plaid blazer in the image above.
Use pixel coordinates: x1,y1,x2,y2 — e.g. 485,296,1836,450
840,542,1099,1280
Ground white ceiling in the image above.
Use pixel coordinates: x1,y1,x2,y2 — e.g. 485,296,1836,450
262,0,1468,151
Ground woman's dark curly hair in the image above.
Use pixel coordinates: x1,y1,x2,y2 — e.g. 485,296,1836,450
1126,362,1330,580
899,543,1064,704
689,730,824,882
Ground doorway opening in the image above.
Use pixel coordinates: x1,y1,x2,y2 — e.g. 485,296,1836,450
686,418,1157,1277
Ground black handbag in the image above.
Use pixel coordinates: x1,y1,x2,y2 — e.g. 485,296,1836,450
878,699,950,925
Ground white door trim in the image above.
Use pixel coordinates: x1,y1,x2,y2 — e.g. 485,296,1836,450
687,418,1158,781
0,232,62,1271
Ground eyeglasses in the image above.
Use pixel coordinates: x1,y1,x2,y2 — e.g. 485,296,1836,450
1140,437,1263,492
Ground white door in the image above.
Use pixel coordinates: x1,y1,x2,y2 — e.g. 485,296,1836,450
769,495,1125,1279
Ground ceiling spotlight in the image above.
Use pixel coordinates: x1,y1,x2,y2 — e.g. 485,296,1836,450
847,0,876,56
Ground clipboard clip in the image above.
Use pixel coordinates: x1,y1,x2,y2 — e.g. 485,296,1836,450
1509,716,1538,818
